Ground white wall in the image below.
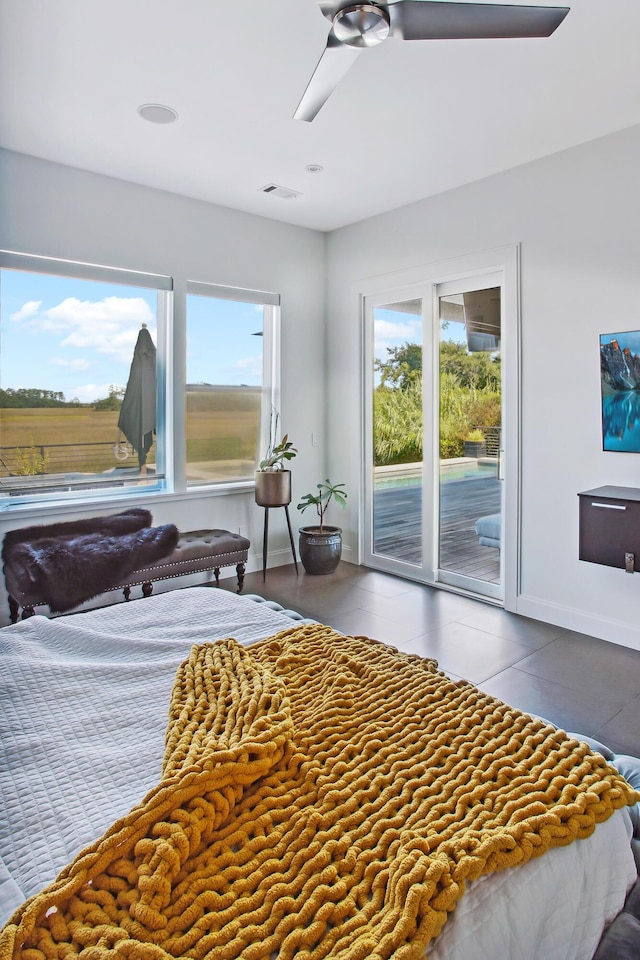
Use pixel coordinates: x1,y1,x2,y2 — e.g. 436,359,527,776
326,123,640,650
0,148,327,615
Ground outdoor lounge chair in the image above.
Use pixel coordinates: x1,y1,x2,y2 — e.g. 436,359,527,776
475,513,501,549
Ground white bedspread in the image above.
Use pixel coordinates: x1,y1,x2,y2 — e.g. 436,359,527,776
0,586,636,959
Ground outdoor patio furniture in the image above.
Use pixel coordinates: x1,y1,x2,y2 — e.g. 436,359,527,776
475,513,501,549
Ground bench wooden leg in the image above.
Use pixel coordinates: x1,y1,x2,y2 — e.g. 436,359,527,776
22,605,35,620
8,595,19,624
236,561,246,593
122,586,131,601
142,582,153,597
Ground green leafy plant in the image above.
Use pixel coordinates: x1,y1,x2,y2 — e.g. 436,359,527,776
14,439,49,476
259,410,298,471
297,479,348,532
464,428,485,442
372,340,502,465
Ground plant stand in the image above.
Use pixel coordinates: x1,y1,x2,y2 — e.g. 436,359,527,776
254,470,298,580
261,506,298,581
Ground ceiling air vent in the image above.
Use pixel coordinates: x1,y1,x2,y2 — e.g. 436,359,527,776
259,183,302,200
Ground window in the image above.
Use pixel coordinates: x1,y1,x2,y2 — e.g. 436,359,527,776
185,281,280,486
0,254,280,508
0,251,171,506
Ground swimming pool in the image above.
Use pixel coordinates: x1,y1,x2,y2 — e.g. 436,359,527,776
374,461,496,489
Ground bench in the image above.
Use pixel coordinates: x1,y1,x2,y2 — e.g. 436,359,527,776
4,526,250,622
110,528,250,601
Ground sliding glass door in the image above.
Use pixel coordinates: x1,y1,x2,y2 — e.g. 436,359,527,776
363,270,506,602
370,296,424,567
437,280,503,599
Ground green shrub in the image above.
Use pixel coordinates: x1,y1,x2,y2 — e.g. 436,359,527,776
373,370,501,464
373,381,423,465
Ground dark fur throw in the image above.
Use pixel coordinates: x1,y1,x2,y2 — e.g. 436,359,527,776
3,512,179,613
2,508,153,557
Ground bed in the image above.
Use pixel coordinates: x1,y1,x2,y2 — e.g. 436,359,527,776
0,586,639,960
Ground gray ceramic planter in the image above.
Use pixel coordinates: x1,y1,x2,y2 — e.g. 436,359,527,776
298,525,342,575
463,441,486,458
255,469,292,507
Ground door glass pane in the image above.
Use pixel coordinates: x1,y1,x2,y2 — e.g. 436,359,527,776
438,288,502,588
372,300,423,563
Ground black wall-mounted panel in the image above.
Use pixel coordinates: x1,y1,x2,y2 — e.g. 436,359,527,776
578,486,640,572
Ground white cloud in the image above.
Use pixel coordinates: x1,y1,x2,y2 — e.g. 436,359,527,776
374,317,422,363
50,357,93,371
31,296,154,363
72,383,117,404
232,354,262,382
10,300,42,323
235,354,261,370
374,317,421,343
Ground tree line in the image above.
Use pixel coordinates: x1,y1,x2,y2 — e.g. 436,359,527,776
0,386,124,410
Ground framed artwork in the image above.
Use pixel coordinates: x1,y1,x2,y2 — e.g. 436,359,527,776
600,330,640,452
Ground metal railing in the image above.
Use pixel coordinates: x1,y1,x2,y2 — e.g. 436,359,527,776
477,426,501,457
0,440,156,479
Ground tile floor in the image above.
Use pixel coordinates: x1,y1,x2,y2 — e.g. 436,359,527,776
220,560,640,758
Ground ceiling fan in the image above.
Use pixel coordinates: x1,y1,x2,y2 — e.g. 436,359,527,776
294,1,570,121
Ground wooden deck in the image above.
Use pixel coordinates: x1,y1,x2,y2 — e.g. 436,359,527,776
373,472,501,584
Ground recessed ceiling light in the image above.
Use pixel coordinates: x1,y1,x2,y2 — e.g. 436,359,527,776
137,103,178,124
304,164,324,174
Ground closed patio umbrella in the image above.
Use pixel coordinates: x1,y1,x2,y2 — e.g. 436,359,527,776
118,324,156,470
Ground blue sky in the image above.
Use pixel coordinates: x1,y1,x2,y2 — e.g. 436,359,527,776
374,307,422,364
374,305,466,365
1,269,264,403
186,294,263,386
600,330,640,355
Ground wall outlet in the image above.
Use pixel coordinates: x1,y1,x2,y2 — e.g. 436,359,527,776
312,433,320,447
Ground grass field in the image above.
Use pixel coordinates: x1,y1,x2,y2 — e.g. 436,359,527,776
0,386,262,479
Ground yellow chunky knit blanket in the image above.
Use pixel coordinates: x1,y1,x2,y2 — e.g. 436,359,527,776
1,624,638,960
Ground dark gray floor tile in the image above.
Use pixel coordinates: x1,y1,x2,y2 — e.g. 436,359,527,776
341,586,483,635
457,606,566,651
327,607,428,647
511,633,640,708
596,695,640,757
336,566,419,599
222,568,369,620
402,621,531,684
478,667,621,737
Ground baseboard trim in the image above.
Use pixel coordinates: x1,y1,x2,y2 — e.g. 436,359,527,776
516,593,640,652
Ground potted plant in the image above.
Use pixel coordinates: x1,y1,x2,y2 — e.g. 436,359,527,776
255,411,298,507
463,428,486,459
297,479,348,574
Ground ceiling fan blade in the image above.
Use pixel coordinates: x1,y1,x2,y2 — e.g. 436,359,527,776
388,1,570,40
294,32,363,121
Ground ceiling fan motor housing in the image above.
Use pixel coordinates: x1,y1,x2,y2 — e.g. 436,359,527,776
332,4,391,47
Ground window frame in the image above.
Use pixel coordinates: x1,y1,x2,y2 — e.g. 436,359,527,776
0,249,173,511
183,279,281,493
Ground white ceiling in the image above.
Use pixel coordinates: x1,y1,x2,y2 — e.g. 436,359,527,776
2,0,640,232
